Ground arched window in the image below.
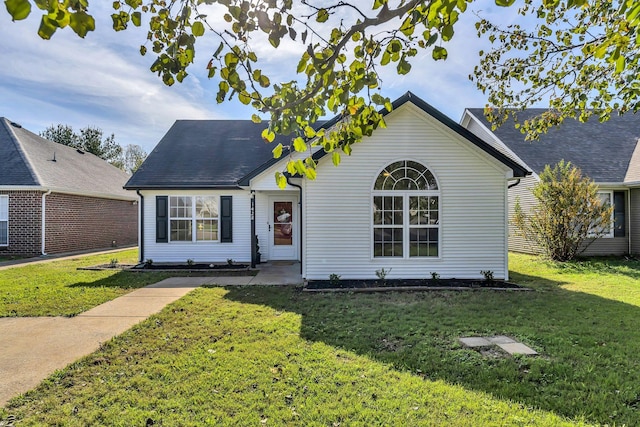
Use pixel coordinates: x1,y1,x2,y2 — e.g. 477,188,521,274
372,161,440,258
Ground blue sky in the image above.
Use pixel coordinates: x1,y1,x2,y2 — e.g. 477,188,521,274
0,1,519,154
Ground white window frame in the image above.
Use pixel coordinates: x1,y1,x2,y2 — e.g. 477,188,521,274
371,160,441,259
372,191,440,258
169,195,219,243
0,195,7,246
589,190,614,239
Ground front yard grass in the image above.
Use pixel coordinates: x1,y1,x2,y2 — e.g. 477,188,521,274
3,252,640,425
0,249,172,317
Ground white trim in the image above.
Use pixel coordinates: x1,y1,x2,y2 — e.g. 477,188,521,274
0,195,8,247
268,195,299,260
460,109,533,173
168,195,220,243
371,160,441,260
589,190,615,238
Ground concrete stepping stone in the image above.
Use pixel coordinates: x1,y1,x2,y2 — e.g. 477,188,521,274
459,337,492,347
497,342,538,355
459,335,538,356
487,335,516,344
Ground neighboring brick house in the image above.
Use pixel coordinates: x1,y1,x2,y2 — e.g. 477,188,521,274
0,117,137,256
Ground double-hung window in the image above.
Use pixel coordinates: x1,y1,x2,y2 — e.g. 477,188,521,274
589,191,614,238
0,195,7,246
169,196,218,242
372,161,440,258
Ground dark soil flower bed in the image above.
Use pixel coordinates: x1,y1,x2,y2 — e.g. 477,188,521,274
304,278,527,291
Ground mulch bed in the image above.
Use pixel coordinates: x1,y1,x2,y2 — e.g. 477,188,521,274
133,263,250,271
304,278,529,292
79,263,256,276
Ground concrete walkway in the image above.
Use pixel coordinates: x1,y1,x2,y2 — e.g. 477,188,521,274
0,263,303,406
0,277,207,406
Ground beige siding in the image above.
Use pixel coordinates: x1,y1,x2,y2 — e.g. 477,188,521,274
140,189,252,263
509,181,630,256
630,189,640,254
507,175,542,254
303,104,511,280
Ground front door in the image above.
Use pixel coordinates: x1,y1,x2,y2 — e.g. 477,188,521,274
269,197,298,260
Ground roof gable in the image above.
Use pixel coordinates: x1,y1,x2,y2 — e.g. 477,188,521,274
311,92,529,178
0,118,134,199
466,109,640,183
0,119,39,186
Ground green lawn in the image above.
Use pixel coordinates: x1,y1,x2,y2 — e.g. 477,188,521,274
0,249,173,317
4,253,640,425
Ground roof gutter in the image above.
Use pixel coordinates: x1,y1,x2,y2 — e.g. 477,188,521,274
41,189,51,255
136,190,144,263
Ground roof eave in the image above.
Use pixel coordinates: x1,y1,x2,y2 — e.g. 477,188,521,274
124,184,245,191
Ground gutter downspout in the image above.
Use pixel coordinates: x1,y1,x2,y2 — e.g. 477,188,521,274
286,176,303,275
508,179,521,189
250,191,256,268
136,190,144,263
41,189,51,255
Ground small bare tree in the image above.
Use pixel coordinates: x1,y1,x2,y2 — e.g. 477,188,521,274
513,161,613,261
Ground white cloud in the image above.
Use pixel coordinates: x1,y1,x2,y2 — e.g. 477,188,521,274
0,1,529,152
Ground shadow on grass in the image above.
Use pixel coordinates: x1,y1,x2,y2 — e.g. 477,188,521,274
65,271,173,290
224,274,640,426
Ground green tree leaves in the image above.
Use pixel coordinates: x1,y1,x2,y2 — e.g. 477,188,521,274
472,0,640,137
4,0,31,21
512,161,613,261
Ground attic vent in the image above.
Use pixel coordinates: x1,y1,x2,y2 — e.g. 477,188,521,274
76,149,85,154
10,122,22,128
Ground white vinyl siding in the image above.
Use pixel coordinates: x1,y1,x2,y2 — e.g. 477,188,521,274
141,190,251,263
303,104,511,280
0,195,7,246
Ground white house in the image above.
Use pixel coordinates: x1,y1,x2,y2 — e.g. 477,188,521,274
124,92,529,280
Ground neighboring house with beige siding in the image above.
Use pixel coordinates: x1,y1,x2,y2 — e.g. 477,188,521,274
461,109,640,256
0,118,137,256
125,92,529,280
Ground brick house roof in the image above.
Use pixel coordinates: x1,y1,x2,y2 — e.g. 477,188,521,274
0,117,134,200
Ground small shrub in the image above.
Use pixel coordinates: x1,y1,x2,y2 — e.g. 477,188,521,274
186,259,194,266
109,258,119,268
144,259,153,267
375,268,391,282
227,258,235,266
329,273,341,286
480,270,494,282
430,271,440,281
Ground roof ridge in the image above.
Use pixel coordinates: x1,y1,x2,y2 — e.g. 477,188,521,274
1,118,42,186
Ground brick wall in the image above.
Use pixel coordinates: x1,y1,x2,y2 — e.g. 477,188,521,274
44,193,138,254
0,191,43,256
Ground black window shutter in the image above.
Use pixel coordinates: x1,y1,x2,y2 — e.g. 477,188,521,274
614,191,626,238
156,196,168,243
220,196,233,243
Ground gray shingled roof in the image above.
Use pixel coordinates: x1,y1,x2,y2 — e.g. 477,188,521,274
124,120,292,189
0,118,134,199
466,109,640,183
127,94,529,189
